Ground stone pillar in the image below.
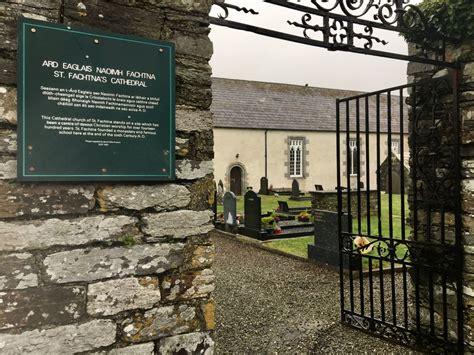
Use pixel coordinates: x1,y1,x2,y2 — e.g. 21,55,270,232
0,1,216,353
407,42,474,350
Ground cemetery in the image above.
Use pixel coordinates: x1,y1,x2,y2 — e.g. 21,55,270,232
0,0,472,353
214,179,316,241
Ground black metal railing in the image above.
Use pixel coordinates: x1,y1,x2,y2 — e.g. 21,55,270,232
336,75,463,352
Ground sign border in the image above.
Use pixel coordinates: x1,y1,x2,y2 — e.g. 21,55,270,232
17,18,176,182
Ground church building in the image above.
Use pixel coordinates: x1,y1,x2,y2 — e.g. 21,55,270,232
211,78,408,195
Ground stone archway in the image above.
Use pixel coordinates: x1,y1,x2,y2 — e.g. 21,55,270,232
226,163,247,196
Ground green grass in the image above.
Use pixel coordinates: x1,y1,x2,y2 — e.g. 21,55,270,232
264,236,313,258
217,194,312,215
264,193,410,267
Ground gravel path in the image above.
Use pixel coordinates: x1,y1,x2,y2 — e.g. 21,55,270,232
212,231,414,354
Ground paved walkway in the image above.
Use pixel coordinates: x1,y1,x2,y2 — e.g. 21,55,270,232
212,231,413,354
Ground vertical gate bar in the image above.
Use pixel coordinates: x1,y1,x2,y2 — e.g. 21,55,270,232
336,99,345,321
359,248,365,316
441,207,445,244
356,98,364,317
399,88,406,241
411,83,421,334
369,258,374,320
388,91,397,326
376,93,382,236
356,98,362,235
365,96,371,236
413,84,419,243
451,68,464,352
416,267,421,333
346,100,355,313
429,270,435,335
376,93,385,322
399,88,409,329
403,263,408,328
442,272,448,340
365,96,371,320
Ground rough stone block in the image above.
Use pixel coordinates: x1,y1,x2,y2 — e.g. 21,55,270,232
44,243,184,284
143,210,213,240
0,182,95,218
0,86,17,125
0,215,139,252
201,300,216,331
158,332,214,354
92,343,155,355
176,61,212,95
63,0,165,40
163,31,213,60
0,319,116,354
176,137,190,158
88,277,161,316
167,0,213,13
97,184,190,212
0,253,38,291
0,2,60,85
0,286,85,330
122,305,198,343
0,158,16,179
187,175,215,212
188,245,215,270
176,160,213,180
176,107,212,132
0,129,17,153
161,269,215,301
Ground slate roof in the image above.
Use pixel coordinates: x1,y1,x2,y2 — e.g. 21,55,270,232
211,78,408,133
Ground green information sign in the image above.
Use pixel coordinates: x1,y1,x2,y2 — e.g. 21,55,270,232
17,18,175,181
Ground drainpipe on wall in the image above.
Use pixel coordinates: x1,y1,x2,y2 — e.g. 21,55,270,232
264,129,268,179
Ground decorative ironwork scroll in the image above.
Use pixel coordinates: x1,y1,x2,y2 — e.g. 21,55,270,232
210,0,457,68
212,0,259,20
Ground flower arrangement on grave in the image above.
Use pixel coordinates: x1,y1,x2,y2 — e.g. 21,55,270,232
297,211,311,222
272,223,283,235
261,215,282,234
353,236,374,255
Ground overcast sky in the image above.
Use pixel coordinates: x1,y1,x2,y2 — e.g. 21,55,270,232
209,0,418,93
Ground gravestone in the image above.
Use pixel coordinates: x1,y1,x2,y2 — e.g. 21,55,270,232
223,191,237,233
217,179,224,203
212,182,218,223
278,200,290,213
290,179,300,200
244,190,261,231
308,210,359,270
259,177,269,195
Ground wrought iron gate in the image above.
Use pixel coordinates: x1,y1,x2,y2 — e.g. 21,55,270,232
335,74,464,352
210,0,465,351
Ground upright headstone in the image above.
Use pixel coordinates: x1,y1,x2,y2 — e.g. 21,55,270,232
259,177,269,195
212,182,218,223
244,190,261,231
217,179,224,203
223,191,237,233
308,210,359,269
290,179,300,200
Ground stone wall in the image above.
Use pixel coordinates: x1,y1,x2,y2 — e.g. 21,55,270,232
311,190,378,217
0,1,216,354
407,42,474,350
